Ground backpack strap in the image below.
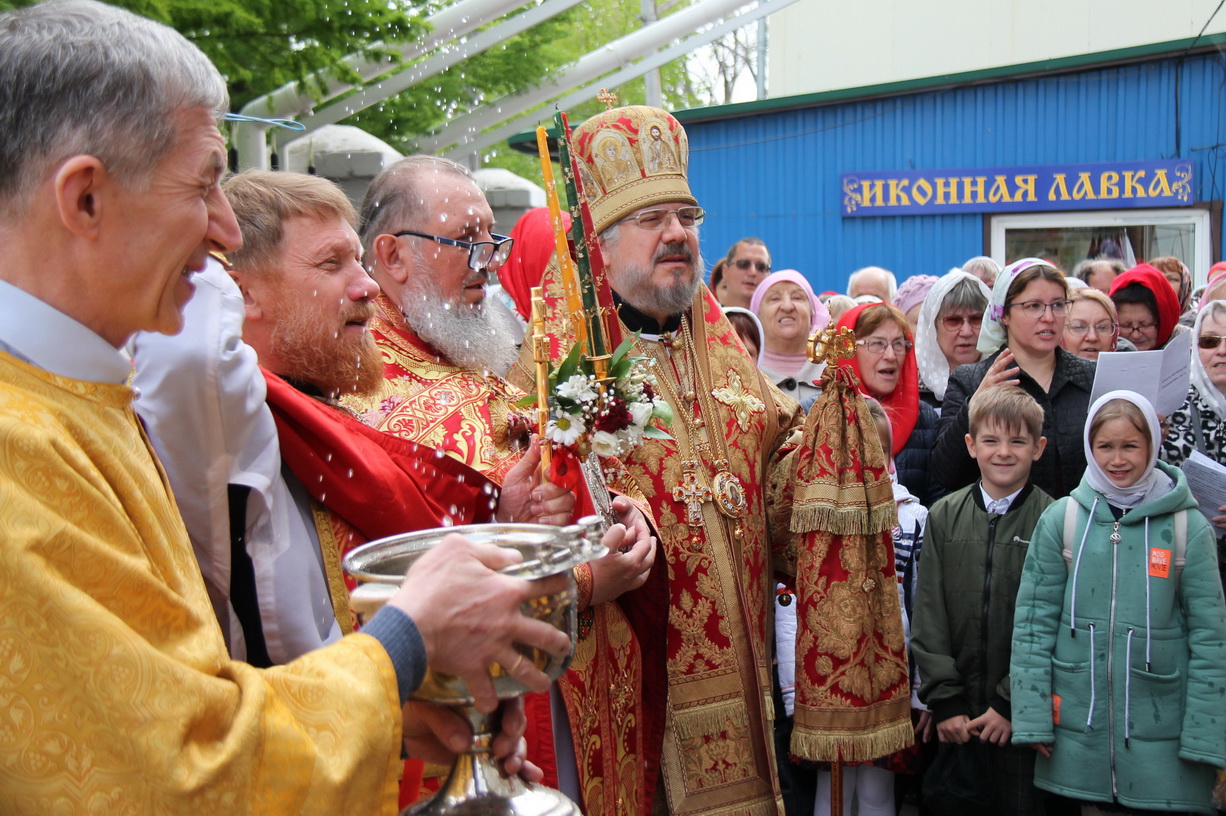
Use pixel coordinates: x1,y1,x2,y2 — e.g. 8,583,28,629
1173,508,1187,583
1062,497,1078,569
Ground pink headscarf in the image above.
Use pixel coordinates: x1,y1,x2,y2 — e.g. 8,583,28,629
749,269,831,332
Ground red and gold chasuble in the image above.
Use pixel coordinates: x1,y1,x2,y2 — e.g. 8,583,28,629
512,276,803,816
345,298,659,816
345,295,530,484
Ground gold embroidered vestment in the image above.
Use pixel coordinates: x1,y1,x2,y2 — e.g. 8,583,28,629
0,352,403,815
512,280,804,816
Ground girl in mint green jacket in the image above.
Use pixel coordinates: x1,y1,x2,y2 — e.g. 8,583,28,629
1011,390,1226,814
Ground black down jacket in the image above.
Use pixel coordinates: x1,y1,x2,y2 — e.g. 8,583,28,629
933,347,1095,498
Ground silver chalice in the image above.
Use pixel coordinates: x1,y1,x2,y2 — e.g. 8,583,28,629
342,516,607,816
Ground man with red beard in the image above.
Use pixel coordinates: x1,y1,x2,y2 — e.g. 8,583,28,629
510,106,808,816
350,155,659,814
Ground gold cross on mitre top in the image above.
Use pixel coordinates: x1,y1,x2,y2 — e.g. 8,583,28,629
596,88,618,110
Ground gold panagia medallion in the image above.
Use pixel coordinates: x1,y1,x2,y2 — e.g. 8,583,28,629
712,470,747,519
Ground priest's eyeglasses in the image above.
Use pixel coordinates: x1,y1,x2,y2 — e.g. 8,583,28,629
393,230,514,271
618,206,705,230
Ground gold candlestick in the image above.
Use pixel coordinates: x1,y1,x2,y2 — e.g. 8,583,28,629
531,286,552,478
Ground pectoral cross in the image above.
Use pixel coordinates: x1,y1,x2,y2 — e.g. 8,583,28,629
672,460,711,528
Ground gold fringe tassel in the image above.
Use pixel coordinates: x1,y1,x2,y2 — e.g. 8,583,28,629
790,717,914,764
790,502,896,537
674,702,748,741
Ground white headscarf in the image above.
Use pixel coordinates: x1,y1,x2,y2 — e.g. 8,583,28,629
1190,300,1226,421
977,257,1053,354
1083,390,1173,509
915,268,992,400
723,306,766,367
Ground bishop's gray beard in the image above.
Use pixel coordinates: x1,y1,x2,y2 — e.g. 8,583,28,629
399,274,521,377
615,244,704,319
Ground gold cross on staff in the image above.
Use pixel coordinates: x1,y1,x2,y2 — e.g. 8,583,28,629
596,88,618,110
672,460,712,527
807,325,856,366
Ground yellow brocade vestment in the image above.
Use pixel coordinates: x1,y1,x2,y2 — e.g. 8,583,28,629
511,280,804,816
0,352,403,815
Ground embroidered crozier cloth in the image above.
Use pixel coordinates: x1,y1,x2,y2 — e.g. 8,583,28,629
788,359,914,762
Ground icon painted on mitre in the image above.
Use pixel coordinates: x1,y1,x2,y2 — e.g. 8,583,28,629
641,121,680,175
577,161,602,205
593,134,636,189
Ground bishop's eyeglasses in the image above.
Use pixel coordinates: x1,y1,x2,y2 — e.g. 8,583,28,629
393,230,514,272
617,206,705,230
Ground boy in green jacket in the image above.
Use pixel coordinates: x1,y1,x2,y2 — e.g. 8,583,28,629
911,386,1054,815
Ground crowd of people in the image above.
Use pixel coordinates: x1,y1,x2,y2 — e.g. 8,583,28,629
698,242,1226,814
1,2,1224,816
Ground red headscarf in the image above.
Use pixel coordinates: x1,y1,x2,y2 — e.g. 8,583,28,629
500,207,572,321
836,302,920,457
1109,263,1181,348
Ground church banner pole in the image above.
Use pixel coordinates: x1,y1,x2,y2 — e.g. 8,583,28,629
535,124,587,354
554,109,623,381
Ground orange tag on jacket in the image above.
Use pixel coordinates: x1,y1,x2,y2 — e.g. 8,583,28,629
1149,548,1172,579
1051,695,1061,725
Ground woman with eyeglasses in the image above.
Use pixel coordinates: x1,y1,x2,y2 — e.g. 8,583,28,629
837,302,944,506
750,270,830,404
1107,263,1187,351
914,269,992,412
1161,300,1226,472
1061,287,1123,361
933,258,1096,498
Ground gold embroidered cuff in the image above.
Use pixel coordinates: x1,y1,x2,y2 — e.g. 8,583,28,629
575,562,594,611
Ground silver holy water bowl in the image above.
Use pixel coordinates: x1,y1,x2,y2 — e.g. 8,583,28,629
342,516,607,816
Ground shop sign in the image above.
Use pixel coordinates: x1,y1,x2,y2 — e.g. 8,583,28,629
841,160,1193,217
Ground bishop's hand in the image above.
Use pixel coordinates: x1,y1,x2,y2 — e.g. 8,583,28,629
589,497,657,606
496,437,577,525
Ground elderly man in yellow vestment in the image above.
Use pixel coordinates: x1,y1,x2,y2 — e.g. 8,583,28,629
510,107,805,816
348,154,660,816
0,2,569,813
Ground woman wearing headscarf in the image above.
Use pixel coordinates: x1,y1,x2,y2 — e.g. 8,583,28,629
1148,255,1196,326
750,270,831,404
1108,263,1186,351
722,306,764,364
894,274,939,337
1161,299,1226,470
490,207,572,336
838,302,943,506
914,269,992,411
933,258,1096,498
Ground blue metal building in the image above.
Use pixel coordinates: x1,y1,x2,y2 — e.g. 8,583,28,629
676,36,1226,294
